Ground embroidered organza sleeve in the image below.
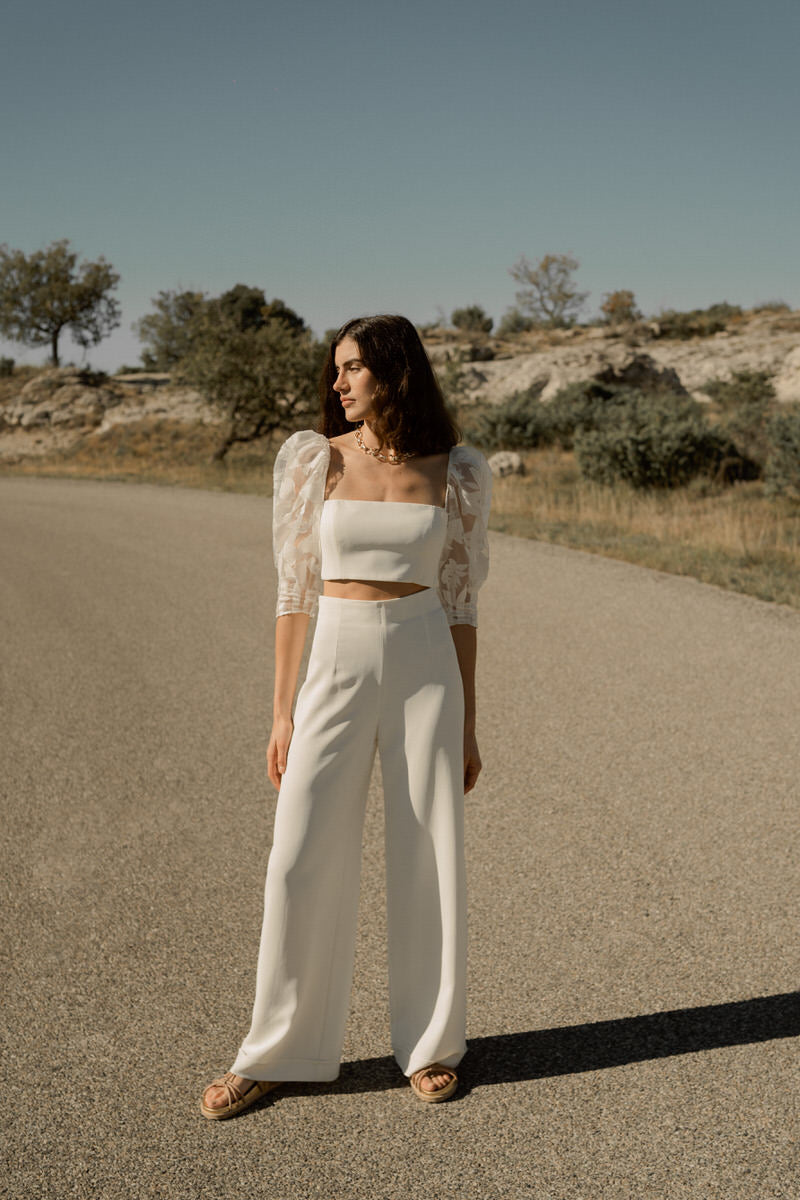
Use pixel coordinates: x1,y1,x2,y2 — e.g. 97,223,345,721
437,445,493,627
272,429,330,619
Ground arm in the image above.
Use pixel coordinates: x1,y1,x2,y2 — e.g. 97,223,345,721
449,622,481,794
267,612,310,789
268,430,330,790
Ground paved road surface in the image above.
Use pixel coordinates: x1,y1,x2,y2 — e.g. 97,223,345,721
2,475,798,1200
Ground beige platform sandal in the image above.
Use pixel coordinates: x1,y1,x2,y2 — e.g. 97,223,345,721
409,1063,458,1103
200,1072,282,1120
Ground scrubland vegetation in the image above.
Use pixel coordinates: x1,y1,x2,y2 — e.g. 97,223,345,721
1,244,799,609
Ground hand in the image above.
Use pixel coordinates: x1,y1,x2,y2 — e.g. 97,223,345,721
463,725,482,794
267,715,294,790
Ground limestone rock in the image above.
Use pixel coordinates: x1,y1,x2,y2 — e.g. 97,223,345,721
488,450,525,477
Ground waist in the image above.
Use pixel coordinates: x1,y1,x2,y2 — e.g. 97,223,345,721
317,586,445,625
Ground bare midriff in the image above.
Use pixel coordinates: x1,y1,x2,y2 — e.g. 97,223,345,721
322,579,429,601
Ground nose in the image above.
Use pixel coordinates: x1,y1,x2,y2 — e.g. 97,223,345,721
332,370,345,394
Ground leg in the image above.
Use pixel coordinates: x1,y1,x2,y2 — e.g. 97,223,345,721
229,606,381,1083
379,601,468,1081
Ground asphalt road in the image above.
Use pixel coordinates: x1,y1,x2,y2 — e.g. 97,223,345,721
1,475,798,1200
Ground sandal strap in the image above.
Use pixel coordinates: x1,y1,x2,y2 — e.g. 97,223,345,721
205,1071,251,1110
411,1063,455,1086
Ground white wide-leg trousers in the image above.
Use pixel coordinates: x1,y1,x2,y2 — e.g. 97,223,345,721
230,586,467,1083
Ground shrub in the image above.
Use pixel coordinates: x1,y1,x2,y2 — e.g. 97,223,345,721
468,382,549,449
497,307,536,336
470,379,619,451
703,369,776,471
451,305,493,334
765,408,800,498
0,356,14,376
653,302,743,340
600,290,641,325
574,391,742,488
753,300,791,313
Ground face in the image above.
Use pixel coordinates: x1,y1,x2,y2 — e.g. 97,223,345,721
332,336,379,422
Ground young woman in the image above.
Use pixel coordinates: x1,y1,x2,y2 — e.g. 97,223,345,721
201,314,492,1117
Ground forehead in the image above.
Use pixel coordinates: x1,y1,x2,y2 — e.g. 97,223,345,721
334,336,362,366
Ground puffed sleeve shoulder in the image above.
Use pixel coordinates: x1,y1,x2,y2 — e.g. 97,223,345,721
437,444,493,627
272,429,330,619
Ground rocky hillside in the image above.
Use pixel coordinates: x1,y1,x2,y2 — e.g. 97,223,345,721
0,369,219,462
1,309,798,462
426,309,800,405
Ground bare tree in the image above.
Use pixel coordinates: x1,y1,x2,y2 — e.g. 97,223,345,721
0,239,121,365
508,252,589,327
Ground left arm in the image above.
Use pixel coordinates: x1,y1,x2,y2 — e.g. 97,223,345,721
449,622,481,793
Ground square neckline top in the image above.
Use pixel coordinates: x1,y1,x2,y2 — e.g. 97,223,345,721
321,445,453,512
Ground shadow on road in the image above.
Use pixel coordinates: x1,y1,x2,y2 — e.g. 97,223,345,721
321,991,799,1096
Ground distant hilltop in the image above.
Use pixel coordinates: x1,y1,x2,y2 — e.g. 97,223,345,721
1,306,799,462
422,305,800,407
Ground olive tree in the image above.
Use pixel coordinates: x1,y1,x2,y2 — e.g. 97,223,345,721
174,299,323,461
0,239,121,366
132,288,208,370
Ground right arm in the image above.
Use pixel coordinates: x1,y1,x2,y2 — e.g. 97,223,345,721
266,612,310,789
268,428,330,790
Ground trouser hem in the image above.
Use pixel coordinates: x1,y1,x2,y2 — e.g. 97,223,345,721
228,1057,340,1083
395,1044,467,1077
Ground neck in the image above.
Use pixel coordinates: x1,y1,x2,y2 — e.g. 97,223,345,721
360,421,383,451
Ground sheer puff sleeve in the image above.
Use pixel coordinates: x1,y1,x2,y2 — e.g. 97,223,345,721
272,429,330,620
437,444,493,627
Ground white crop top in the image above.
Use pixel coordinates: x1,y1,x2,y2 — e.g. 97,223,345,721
320,500,447,587
272,429,492,626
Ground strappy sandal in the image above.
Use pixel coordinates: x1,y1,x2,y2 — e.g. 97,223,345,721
200,1072,281,1120
409,1063,458,1103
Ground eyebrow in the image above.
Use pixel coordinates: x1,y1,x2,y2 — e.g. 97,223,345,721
334,357,363,369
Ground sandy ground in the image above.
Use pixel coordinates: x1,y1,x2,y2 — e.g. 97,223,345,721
1,476,798,1199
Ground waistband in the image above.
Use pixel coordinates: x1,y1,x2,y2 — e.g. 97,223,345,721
317,586,444,625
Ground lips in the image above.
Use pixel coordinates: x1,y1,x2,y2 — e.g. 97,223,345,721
341,399,356,405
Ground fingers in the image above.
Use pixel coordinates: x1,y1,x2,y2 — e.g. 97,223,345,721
266,730,293,791
463,754,481,794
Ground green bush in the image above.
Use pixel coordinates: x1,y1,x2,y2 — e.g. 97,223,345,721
654,302,743,340
765,408,800,498
0,356,14,376
753,300,791,313
471,379,625,451
451,305,493,334
574,391,743,489
703,369,776,471
468,383,549,449
703,369,776,412
497,307,536,336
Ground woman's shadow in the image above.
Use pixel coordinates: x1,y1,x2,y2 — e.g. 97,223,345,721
311,990,799,1098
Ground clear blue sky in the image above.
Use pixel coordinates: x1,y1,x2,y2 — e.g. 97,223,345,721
2,0,798,370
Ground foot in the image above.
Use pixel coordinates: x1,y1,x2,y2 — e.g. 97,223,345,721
200,1071,282,1120
203,1072,255,1111
418,1067,455,1094
409,1062,458,1102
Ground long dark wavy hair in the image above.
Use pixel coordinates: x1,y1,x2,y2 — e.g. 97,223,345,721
319,314,461,456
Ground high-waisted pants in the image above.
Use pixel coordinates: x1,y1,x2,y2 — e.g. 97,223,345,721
230,586,467,1082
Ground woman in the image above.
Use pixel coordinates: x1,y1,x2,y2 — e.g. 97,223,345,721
201,314,492,1117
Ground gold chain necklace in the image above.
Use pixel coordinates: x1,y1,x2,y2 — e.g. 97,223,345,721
355,423,416,463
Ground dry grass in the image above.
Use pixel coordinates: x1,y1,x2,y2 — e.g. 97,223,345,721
492,449,800,609
2,421,799,611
